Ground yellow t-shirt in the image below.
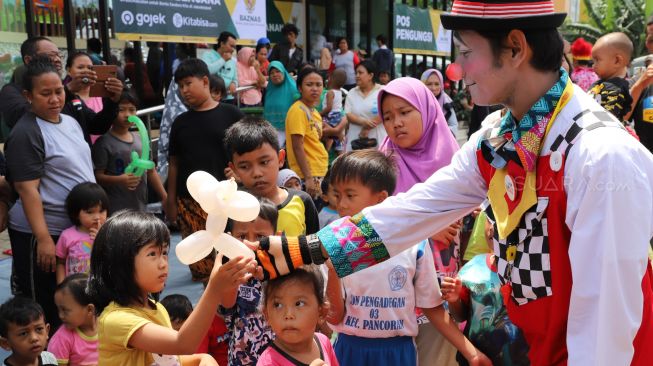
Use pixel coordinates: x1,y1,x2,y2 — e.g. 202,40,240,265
285,100,328,178
98,301,181,366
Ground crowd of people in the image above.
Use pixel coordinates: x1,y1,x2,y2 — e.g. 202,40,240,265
1,0,653,365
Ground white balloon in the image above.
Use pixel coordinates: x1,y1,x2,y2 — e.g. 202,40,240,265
175,230,215,264
226,191,261,222
197,181,221,213
215,179,238,200
187,171,217,202
206,212,228,238
214,233,255,259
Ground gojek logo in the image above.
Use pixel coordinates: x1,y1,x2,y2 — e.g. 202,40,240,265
121,10,166,27
121,10,134,25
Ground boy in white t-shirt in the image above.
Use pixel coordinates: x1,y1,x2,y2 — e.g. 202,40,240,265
324,150,490,366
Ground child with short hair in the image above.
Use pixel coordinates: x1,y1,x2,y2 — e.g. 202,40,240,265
318,175,338,229
0,297,57,365
220,198,277,365
49,274,98,365
589,32,634,123
55,182,109,284
87,210,256,366
325,150,489,366
161,294,229,366
441,209,530,365
93,91,167,214
224,117,319,236
320,69,347,154
257,266,338,366
209,74,226,103
378,70,392,85
166,58,245,282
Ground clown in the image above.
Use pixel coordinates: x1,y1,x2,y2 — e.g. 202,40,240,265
250,1,653,365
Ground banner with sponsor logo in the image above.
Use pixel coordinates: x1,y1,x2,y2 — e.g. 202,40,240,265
393,4,451,56
266,0,305,45
114,0,266,45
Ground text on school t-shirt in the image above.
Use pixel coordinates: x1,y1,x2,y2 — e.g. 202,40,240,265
329,241,442,338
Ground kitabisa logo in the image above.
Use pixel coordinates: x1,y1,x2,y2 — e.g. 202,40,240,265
172,12,218,28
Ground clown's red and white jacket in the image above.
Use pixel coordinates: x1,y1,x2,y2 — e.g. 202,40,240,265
319,85,653,365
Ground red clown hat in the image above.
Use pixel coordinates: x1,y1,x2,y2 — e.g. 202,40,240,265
570,37,593,61
440,0,566,31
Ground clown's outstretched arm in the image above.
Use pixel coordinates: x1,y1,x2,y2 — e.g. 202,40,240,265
255,134,488,279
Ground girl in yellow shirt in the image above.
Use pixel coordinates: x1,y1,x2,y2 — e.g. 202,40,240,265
285,67,329,199
87,210,257,366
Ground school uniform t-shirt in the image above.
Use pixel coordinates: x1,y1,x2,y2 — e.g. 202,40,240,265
169,103,244,198
329,241,442,338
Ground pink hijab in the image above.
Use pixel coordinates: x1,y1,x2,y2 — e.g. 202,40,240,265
237,47,262,105
379,77,459,194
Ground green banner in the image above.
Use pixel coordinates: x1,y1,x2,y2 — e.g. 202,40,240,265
393,4,451,56
113,0,266,44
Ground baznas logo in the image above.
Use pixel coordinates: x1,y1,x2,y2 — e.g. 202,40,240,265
245,0,256,13
173,13,183,28
121,10,134,25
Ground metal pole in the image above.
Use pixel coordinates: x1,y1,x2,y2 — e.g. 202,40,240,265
63,0,75,54
305,1,311,64
98,0,111,64
24,0,36,38
133,41,145,104
365,0,372,56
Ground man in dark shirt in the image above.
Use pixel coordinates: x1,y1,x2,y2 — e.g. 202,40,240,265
0,36,123,145
372,34,394,77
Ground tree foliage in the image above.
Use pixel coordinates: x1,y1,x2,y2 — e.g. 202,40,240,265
562,0,647,58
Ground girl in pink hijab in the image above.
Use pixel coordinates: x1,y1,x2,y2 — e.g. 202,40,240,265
379,77,459,194
379,77,462,366
236,47,266,106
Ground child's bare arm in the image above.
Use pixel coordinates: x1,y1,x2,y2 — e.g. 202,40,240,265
325,260,345,324
179,353,218,366
55,259,66,284
441,276,467,322
421,306,491,366
146,169,168,203
128,257,255,355
321,91,335,116
94,169,140,190
166,157,179,223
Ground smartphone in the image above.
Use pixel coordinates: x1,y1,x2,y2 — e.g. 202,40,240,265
89,65,118,98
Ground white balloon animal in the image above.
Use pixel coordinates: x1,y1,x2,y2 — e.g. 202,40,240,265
175,171,259,264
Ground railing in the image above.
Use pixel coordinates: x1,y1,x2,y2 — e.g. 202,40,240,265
4,4,114,39
32,6,64,37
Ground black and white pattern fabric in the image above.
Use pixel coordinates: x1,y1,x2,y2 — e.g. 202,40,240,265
548,108,625,156
486,198,551,305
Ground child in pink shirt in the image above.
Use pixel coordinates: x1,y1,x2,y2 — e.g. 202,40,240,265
49,274,98,365
256,267,338,366
55,183,108,284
